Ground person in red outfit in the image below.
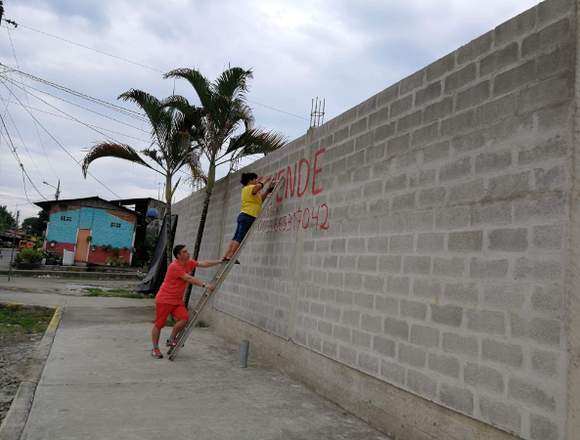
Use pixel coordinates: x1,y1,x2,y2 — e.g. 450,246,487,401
151,244,221,358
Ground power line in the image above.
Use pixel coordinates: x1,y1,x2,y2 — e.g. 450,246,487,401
12,25,309,121
0,78,122,198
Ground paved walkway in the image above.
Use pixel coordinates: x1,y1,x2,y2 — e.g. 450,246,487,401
0,284,388,440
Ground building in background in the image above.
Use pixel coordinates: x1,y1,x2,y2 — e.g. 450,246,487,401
35,197,137,266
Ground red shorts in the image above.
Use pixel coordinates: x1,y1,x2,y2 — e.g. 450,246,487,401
154,303,189,329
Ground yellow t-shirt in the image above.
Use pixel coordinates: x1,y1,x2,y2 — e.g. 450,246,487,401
240,185,262,217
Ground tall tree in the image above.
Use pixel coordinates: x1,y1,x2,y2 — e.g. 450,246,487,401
164,67,285,306
0,205,16,234
82,90,205,265
22,210,48,237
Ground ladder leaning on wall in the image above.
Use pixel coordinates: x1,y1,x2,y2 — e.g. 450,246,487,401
168,177,285,361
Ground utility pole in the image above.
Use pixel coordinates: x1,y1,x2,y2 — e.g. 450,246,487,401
43,179,61,200
7,209,19,281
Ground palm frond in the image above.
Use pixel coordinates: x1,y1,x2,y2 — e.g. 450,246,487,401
213,67,253,101
82,143,155,177
225,128,286,156
118,89,169,144
164,68,213,110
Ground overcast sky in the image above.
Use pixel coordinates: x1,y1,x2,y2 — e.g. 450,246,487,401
0,0,539,220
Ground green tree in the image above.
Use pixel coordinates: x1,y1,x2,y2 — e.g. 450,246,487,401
82,90,205,265
22,212,46,237
0,205,16,234
164,67,285,305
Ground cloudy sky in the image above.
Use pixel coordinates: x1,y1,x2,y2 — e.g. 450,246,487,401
0,0,539,220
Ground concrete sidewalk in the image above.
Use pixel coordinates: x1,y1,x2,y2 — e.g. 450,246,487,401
11,296,388,440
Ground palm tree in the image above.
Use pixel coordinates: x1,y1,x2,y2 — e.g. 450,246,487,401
81,89,204,266
164,67,285,306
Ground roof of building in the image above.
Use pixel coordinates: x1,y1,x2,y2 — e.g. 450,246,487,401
35,196,137,216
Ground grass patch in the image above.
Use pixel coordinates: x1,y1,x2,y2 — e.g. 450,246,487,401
0,304,53,334
83,287,146,299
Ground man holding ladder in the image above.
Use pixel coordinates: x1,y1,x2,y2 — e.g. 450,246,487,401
151,244,221,359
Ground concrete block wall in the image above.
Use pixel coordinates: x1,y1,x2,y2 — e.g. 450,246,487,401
173,1,579,438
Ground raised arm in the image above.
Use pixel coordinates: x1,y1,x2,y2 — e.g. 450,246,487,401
197,259,223,268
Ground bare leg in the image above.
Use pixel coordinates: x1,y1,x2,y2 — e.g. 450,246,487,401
170,319,188,339
151,325,161,348
223,240,240,259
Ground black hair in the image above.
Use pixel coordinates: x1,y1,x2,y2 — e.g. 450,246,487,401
173,244,186,258
240,172,258,186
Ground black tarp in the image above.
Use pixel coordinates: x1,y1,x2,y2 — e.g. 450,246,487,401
135,215,177,295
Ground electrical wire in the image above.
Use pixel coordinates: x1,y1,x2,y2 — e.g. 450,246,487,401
0,78,122,198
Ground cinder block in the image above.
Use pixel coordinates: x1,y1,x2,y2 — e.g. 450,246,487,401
530,414,559,440
519,77,570,114
384,317,409,340
514,257,563,281
443,333,479,358
331,238,346,253
411,122,439,147
440,157,472,182
531,349,559,378
369,106,389,128
403,256,431,275
531,284,565,317
448,179,486,203
428,353,459,378
404,209,434,231
452,129,485,154
389,234,414,252
432,257,465,277
474,150,512,174
469,257,509,279
322,340,338,357
493,61,535,96
387,276,410,295
436,206,470,229
336,290,353,305
374,122,396,142
483,284,525,309
426,53,456,81
338,345,357,365
480,43,519,76
441,110,476,137
384,174,408,192
342,309,361,327
458,32,493,65
537,42,574,80
361,314,383,333
534,164,566,192
439,383,474,415
514,193,566,222
424,98,453,123
380,359,406,384
448,231,483,252
508,377,556,411
334,126,349,144
510,314,561,346
431,304,463,327
363,275,385,293
367,236,388,254
518,136,568,165
494,7,536,47
373,335,396,357
471,200,512,226
423,140,450,162
482,338,523,367
358,352,379,375
399,344,426,368
340,256,357,270
333,325,352,343
488,228,528,252
415,81,442,106
413,279,442,300
355,292,374,309
456,81,490,111
488,171,530,200
522,18,570,57
323,255,339,269
379,255,402,273
325,304,342,322
358,256,378,272
391,95,413,118
400,70,426,95
477,93,517,125
444,283,479,304
406,368,436,398
377,83,399,107
445,63,477,92
363,180,383,198
397,111,423,133
410,324,440,347
400,299,427,320
417,232,445,252
393,192,416,210
467,310,506,335
318,321,333,337
375,295,399,315
479,395,522,433
347,237,366,253
464,362,505,393
418,187,446,208
310,303,325,318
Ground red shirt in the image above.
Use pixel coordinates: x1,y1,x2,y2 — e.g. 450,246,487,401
155,259,198,305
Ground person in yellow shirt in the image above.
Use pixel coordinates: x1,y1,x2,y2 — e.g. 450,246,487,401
222,172,274,262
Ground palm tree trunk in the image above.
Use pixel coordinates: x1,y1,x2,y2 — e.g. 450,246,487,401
184,159,216,307
165,174,173,267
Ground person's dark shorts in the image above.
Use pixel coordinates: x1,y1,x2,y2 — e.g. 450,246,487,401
233,212,256,243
